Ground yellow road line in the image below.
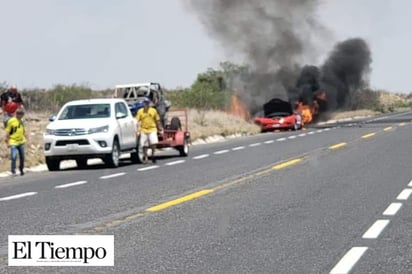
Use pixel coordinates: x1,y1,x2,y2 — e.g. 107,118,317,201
362,133,376,139
273,158,303,170
146,189,214,212
329,142,347,150
383,127,392,131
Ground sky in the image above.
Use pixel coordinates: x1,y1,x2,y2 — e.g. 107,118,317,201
1,0,411,93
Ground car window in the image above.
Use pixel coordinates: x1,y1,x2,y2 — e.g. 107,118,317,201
58,104,111,120
115,102,129,118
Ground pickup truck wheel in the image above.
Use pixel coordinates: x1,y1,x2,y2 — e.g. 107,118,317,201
46,156,60,171
105,139,120,168
177,138,189,157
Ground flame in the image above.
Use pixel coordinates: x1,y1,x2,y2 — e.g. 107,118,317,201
295,102,313,125
295,91,328,125
228,90,250,120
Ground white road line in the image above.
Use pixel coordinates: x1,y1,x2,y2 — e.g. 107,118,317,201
397,189,412,200
55,181,87,189
214,149,229,155
249,143,261,147
316,129,324,133
362,219,390,239
408,180,412,187
232,146,245,151
324,128,331,131
298,133,306,137
330,247,368,274
0,192,37,202
383,203,403,216
193,154,209,159
277,138,286,141
99,172,126,179
165,160,185,166
264,140,274,144
138,165,160,171
288,136,297,139
308,131,315,135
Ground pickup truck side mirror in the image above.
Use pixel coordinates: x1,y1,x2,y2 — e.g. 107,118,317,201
49,115,57,122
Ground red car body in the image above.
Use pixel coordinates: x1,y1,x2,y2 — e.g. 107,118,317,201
254,98,302,132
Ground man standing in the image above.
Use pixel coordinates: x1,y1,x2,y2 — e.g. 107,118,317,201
136,98,163,164
1,84,24,127
4,109,27,176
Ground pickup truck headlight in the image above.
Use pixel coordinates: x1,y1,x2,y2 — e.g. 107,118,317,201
87,125,109,134
45,128,56,135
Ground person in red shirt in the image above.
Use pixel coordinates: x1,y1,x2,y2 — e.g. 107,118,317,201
1,84,24,127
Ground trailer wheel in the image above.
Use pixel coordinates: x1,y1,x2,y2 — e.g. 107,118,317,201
170,117,182,130
177,138,189,157
46,156,60,171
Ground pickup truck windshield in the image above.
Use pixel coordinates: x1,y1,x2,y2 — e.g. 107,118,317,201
58,104,111,120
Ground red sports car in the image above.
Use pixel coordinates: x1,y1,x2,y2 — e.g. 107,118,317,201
254,98,302,132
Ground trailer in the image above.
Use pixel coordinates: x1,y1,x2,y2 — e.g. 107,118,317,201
113,83,190,163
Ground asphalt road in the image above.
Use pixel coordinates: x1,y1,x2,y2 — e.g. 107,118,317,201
0,111,411,273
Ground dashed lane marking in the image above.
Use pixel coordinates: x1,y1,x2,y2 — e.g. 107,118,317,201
165,160,185,166
330,247,368,274
264,140,274,144
298,133,306,137
383,203,402,216
232,146,245,151
288,136,297,139
383,126,392,131
308,131,315,135
55,181,88,189
329,142,347,150
193,154,209,160
396,189,412,200
214,149,229,155
362,132,376,139
249,143,261,147
408,180,412,187
137,165,160,171
0,192,37,202
273,158,303,170
362,219,390,239
146,189,214,212
99,172,126,179
277,138,287,141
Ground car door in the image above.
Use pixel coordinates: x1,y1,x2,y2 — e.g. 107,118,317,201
115,102,136,148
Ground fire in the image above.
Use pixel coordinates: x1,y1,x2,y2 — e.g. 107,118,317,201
228,90,250,120
295,102,313,125
295,91,328,125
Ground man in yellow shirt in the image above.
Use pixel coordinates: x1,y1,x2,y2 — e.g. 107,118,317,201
5,109,27,176
136,98,163,164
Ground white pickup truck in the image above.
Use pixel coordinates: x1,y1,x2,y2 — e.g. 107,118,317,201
43,98,139,171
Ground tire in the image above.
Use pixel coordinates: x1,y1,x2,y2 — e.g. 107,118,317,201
46,156,60,171
170,117,181,130
76,158,88,169
177,138,189,157
105,138,120,168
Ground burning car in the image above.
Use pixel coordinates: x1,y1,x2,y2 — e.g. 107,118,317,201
254,98,302,132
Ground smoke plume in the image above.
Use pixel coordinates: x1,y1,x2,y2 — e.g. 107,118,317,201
186,0,372,115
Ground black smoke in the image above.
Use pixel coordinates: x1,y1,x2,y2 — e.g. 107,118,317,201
185,0,372,116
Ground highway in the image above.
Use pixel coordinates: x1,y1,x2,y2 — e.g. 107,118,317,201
0,111,411,273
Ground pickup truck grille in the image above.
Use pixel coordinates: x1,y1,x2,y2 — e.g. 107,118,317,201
55,140,90,146
55,128,87,136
